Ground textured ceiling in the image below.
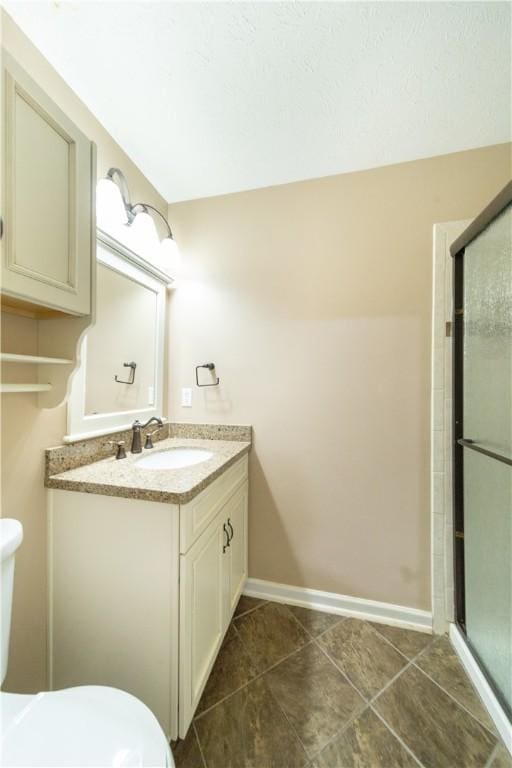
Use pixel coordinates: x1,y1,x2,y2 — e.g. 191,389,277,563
3,1,511,202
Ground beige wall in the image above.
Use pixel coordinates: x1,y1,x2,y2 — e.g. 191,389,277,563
168,143,511,612
0,11,168,692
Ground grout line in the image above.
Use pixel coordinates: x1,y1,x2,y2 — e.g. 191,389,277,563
264,676,312,764
370,705,427,768
369,621,437,661
251,605,367,763
292,609,375,714
369,639,499,768
358,642,446,768
289,608,432,765
280,605,320,639
484,743,499,768
411,659,500,740
262,605,365,763
484,742,500,768
229,618,240,635
363,623,414,663
364,656,415,707
306,702,372,762
369,634,440,709
232,600,268,622
309,640,431,765
193,638,313,722
194,604,364,757
312,633,372,706
280,611,376,760
232,605,327,764
285,605,347,640
192,720,208,768
313,618,437,713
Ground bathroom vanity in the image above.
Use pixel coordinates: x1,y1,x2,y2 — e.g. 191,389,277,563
46,432,250,740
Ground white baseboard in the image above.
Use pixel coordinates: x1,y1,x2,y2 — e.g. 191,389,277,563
244,578,432,633
449,624,512,754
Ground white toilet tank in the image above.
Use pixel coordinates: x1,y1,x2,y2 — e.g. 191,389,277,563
0,519,23,686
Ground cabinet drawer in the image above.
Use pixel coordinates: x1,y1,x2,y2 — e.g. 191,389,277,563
180,454,248,553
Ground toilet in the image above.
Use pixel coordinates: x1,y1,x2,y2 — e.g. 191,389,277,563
0,519,175,768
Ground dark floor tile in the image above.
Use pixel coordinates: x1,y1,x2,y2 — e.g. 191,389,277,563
235,601,310,673
194,676,308,768
196,623,258,715
318,619,408,699
314,708,418,768
415,636,495,732
172,725,204,768
265,642,365,756
490,745,512,768
374,665,496,768
234,595,266,618
369,622,434,659
287,605,343,637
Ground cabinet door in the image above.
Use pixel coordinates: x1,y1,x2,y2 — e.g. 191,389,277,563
225,481,249,619
179,511,226,737
48,490,180,741
1,53,93,315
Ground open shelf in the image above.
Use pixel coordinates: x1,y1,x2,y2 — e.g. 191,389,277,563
1,383,52,393
1,354,70,393
0,353,73,364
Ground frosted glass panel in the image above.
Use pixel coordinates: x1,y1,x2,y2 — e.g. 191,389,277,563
464,451,512,711
463,205,512,456
462,202,512,713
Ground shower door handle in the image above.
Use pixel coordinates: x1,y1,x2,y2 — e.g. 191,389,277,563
457,439,512,467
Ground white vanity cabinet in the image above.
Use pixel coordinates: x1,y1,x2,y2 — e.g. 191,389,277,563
179,480,248,733
48,454,248,741
1,52,94,316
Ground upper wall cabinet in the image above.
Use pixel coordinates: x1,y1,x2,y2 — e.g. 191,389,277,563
1,52,94,316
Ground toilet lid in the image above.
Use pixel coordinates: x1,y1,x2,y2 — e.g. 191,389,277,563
1,686,174,768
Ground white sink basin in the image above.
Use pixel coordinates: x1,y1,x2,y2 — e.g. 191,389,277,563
135,448,214,470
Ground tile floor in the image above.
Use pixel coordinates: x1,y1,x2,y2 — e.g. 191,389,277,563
173,597,511,768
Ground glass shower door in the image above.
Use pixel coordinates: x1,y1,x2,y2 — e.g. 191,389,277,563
454,201,512,716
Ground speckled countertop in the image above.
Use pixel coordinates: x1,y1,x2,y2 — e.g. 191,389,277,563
45,437,250,504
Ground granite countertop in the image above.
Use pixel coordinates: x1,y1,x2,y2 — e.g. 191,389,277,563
46,437,251,504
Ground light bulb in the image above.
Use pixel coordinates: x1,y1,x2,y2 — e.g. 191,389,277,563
160,237,181,276
96,178,128,232
130,210,160,258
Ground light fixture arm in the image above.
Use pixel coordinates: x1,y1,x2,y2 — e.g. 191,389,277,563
131,203,173,239
105,167,175,240
106,167,132,209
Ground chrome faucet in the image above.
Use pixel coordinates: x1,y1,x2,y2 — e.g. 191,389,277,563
131,417,164,453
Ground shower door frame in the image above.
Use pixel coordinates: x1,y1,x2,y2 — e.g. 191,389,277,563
450,180,512,717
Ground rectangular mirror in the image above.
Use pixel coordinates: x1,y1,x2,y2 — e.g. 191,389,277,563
85,263,157,415
66,232,170,440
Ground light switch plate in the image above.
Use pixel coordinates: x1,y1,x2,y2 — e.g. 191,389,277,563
181,387,192,407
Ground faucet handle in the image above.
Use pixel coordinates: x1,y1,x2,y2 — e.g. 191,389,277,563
144,429,161,450
107,440,127,460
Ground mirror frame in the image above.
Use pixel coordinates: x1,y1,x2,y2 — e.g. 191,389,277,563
65,230,171,442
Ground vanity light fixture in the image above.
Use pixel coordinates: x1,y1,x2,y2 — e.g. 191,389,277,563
103,167,180,264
